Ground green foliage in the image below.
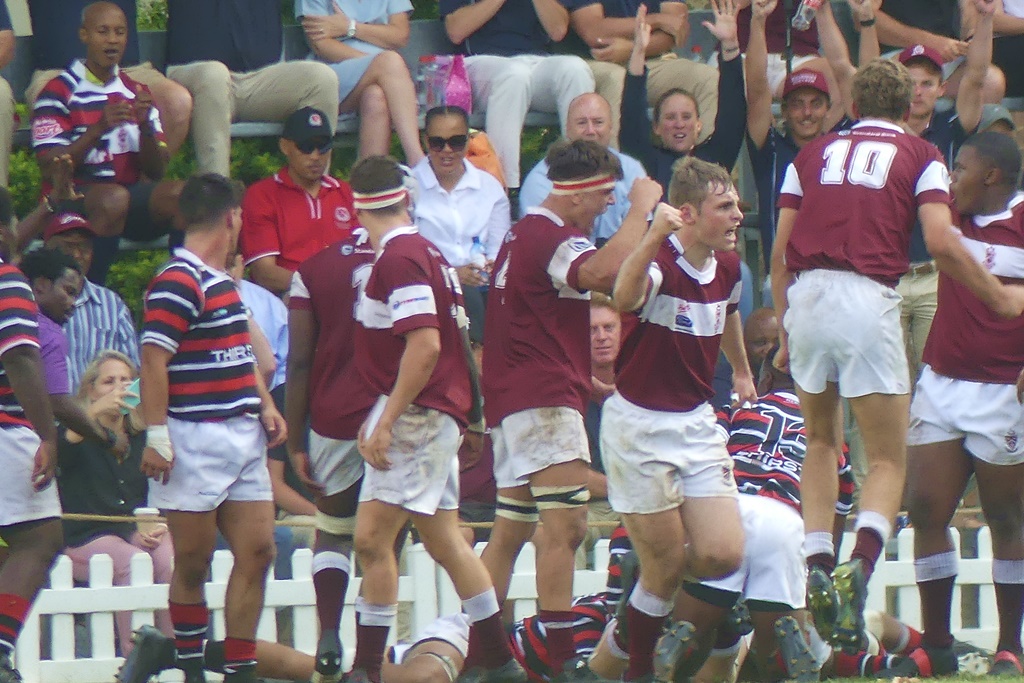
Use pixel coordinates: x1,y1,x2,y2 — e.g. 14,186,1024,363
106,250,168,324
9,149,41,220
411,0,440,20
136,0,167,31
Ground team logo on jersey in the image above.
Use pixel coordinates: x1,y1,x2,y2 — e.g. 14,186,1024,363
335,207,351,224
985,245,996,271
309,112,323,127
341,244,354,255
32,117,62,142
674,302,693,332
1006,429,1018,452
567,238,590,253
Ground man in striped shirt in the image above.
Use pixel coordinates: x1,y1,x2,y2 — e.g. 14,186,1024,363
31,2,184,284
139,173,286,683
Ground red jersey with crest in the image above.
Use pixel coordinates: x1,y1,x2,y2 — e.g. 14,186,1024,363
289,232,377,440
718,390,855,517
616,235,742,412
355,226,471,424
482,208,597,424
241,168,358,272
924,192,1024,384
778,119,950,287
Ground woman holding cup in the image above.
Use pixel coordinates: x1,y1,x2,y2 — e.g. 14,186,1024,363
57,350,173,654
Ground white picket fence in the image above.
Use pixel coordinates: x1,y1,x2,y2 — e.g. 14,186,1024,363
10,528,1004,683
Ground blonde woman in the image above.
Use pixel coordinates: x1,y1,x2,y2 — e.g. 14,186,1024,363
57,350,173,655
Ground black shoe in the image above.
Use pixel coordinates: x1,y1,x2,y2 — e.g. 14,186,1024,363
614,551,640,643
952,639,993,675
806,566,838,645
313,629,343,683
726,600,753,637
877,645,958,679
0,654,22,683
116,625,176,683
774,616,819,682
990,650,1024,676
831,559,868,653
652,619,696,683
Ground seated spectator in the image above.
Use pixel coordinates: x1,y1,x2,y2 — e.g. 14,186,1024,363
620,2,746,196
25,0,194,156
733,0,838,101
31,2,184,284
240,107,358,294
20,246,129,456
165,0,339,177
43,213,139,390
566,0,719,145
519,93,646,246
862,0,1005,102
412,105,509,333
57,350,173,656
992,2,1024,96
0,3,18,186
295,0,425,164
440,0,595,189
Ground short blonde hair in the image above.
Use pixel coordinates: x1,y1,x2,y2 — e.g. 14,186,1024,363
852,58,913,122
668,157,733,210
78,350,144,434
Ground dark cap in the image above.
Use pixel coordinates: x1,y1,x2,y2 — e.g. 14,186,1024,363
44,212,95,241
898,44,944,72
782,69,830,99
282,106,333,143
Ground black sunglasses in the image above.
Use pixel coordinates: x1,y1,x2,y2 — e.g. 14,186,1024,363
426,134,468,152
295,138,333,155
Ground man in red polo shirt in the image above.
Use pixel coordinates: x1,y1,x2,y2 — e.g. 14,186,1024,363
240,106,357,295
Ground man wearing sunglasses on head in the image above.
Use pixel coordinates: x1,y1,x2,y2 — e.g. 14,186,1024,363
240,106,359,295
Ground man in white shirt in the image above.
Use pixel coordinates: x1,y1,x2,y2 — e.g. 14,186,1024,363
519,93,646,246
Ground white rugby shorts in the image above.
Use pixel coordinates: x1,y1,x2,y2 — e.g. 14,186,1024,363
359,397,460,515
149,414,271,512
491,406,590,490
601,393,737,515
0,425,61,526
701,494,806,610
392,613,471,664
309,430,363,497
909,365,1024,465
785,269,910,397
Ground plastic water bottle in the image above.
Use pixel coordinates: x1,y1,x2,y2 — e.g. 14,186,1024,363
791,0,823,31
469,237,488,283
417,56,439,111
689,45,704,63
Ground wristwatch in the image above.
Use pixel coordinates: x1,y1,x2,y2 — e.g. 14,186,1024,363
346,19,357,39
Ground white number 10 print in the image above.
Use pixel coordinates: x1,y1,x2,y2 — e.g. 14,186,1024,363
819,139,898,190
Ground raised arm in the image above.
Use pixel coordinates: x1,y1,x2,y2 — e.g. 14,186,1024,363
611,204,681,311
619,6,656,165
817,0,877,121
745,0,778,150
577,178,665,295
956,0,996,134
695,0,746,171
